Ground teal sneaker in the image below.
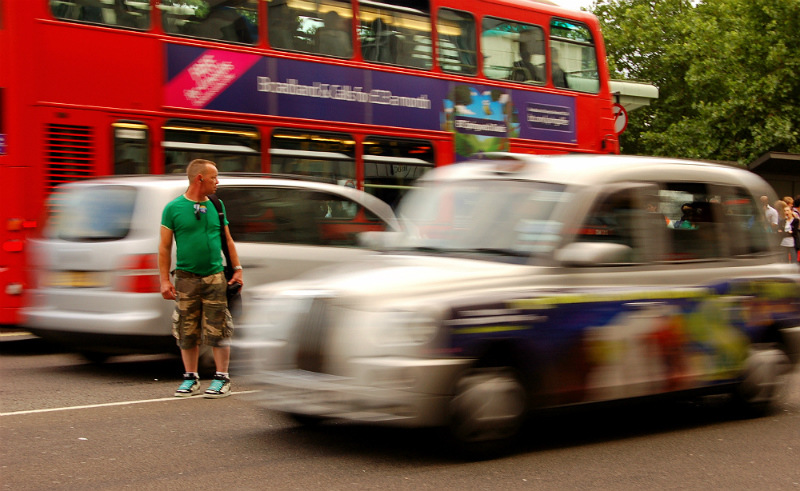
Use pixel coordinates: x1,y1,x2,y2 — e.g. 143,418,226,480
175,374,200,397
204,375,231,398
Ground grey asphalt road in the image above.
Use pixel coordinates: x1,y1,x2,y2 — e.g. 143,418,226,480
2,333,799,491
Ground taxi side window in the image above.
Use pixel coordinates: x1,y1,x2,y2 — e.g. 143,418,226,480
716,186,772,255
577,188,642,262
658,183,726,261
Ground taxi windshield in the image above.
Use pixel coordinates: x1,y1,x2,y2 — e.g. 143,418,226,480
394,179,569,258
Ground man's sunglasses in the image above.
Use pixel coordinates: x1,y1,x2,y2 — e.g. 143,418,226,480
194,203,202,220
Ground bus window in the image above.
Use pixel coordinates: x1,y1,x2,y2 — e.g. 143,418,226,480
437,9,476,76
270,129,355,184
267,0,352,57
549,19,599,93
161,0,259,45
358,0,432,69
112,122,149,175
482,17,545,84
49,0,151,29
162,120,261,174
363,137,433,208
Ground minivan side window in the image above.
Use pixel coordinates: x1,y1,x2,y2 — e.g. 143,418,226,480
216,186,388,246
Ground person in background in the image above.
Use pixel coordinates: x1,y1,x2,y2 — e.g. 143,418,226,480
512,41,545,83
777,201,799,264
159,159,244,398
784,196,800,219
317,10,352,58
551,48,569,89
761,195,779,232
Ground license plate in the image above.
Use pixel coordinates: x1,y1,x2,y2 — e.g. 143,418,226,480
46,271,105,288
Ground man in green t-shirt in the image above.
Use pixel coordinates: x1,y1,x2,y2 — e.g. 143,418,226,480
158,159,243,398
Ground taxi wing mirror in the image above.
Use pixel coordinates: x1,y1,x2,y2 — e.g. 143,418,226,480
554,242,633,267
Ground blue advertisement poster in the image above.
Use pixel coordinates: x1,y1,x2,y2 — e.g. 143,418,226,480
442,85,514,161
164,44,577,156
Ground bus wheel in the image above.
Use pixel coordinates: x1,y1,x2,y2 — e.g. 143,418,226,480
734,343,792,416
448,366,527,457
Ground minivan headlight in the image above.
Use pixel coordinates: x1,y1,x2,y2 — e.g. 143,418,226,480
377,309,441,346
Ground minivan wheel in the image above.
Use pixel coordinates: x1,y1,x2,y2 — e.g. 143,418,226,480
734,343,792,416
448,366,527,456
198,347,216,377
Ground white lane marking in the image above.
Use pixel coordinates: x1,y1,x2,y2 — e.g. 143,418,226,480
0,390,260,416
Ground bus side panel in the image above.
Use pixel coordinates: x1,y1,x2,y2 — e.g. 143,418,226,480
0,165,30,325
37,24,161,114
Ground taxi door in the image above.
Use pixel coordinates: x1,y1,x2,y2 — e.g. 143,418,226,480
544,182,681,404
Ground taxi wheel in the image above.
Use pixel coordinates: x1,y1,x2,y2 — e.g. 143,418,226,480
734,343,792,416
286,412,327,426
447,366,527,456
81,351,110,364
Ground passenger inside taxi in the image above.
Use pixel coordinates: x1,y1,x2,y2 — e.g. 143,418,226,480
672,203,697,230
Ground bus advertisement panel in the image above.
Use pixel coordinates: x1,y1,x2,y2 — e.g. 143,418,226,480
164,44,577,160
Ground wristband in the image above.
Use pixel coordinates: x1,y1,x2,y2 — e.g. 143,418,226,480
233,265,243,271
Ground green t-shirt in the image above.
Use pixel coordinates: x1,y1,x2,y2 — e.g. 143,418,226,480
161,195,229,277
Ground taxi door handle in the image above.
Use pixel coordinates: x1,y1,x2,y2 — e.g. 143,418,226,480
624,301,666,310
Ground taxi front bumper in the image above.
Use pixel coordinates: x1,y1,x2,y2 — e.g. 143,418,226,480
245,357,472,427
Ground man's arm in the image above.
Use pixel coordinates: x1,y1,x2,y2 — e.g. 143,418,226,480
224,225,244,287
158,226,176,300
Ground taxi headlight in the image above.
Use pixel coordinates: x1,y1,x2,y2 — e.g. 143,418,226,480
239,294,307,341
377,309,440,346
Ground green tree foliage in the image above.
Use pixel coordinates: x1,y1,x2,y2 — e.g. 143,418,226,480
591,0,800,164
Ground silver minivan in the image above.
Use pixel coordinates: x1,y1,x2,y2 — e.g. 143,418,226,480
22,174,397,362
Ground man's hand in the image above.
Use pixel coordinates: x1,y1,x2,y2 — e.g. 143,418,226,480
161,279,176,300
228,269,243,289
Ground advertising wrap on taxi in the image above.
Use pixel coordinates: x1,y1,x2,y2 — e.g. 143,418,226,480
164,45,577,159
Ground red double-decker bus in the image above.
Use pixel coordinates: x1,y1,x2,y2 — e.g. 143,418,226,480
0,0,618,325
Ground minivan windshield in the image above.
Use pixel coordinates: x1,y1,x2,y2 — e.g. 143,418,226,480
46,186,137,241
394,179,569,257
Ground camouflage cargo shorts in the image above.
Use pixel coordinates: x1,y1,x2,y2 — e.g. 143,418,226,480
172,270,234,349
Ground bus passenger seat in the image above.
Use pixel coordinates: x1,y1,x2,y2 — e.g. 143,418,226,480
363,18,398,64
268,0,298,50
509,65,533,82
317,28,352,57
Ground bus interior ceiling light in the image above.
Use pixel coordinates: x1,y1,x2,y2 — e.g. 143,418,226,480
162,126,259,138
